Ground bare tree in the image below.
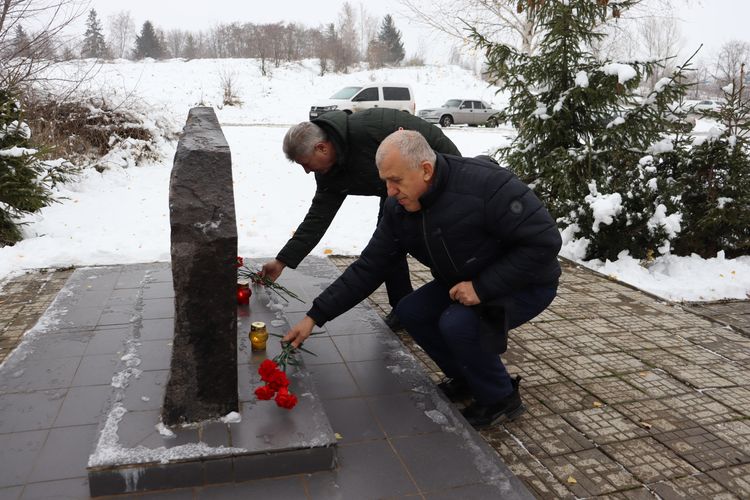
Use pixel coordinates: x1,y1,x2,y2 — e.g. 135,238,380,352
715,39,750,90
1,0,87,87
106,10,135,59
337,2,358,68
397,0,691,58
358,3,378,62
637,13,682,90
165,28,186,59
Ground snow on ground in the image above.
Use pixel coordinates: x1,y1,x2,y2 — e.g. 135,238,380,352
1,59,749,303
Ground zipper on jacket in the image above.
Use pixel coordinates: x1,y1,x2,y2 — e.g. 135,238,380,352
439,235,459,273
422,209,448,284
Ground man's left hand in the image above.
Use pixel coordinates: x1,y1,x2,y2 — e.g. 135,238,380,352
449,281,481,306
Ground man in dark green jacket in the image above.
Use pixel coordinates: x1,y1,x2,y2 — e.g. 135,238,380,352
261,108,460,321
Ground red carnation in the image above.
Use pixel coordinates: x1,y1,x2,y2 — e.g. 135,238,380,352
236,256,244,268
275,387,298,409
267,370,289,391
254,385,275,400
258,359,278,382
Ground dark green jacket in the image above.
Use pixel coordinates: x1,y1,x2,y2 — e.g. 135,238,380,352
277,108,461,268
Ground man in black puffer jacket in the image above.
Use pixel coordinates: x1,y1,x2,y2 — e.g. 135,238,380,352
261,109,460,326
284,130,562,429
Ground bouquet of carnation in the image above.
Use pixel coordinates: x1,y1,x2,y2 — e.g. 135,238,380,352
236,256,303,303
253,336,317,410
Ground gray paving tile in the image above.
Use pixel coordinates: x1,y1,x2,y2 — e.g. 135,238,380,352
54,384,111,427
142,282,175,300
56,307,103,330
392,432,485,490
0,430,48,487
137,318,174,341
297,336,344,365
27,425,97,483
305,363,360,400
305,441,418,499
347,359,423,396
137,340,172,371
0,486,22,500
322,397,383,443
84,327,128,355
70,353,119,387
0,357,80,393
19,477,89,500
117,410,199,449
21,333,91,360
120,369,168,411
649,473,738,500
332,332,396,362
141,298,175,320
97,307,136,327
0,390,65,433
196,476,308,499
366,392,443,437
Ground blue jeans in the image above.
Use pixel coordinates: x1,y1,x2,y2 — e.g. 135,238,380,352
395,280,556,404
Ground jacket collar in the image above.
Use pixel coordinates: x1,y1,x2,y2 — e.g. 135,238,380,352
418,153,450,209
313,112,348,175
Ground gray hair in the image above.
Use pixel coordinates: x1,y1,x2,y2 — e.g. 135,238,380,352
375,130,436,170
282,121,328,161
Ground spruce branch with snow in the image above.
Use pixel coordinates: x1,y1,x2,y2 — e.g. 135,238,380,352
0,87,75,246
472,0,691,261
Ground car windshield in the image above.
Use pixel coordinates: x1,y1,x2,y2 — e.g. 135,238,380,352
444,99,462,108
330,86,363,99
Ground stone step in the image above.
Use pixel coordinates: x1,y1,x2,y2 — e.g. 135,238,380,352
84,263,336,497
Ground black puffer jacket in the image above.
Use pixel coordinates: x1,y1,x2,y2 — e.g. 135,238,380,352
307,153,562,325
276,108,460,268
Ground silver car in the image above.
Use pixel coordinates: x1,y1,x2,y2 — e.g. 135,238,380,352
418,99,500,127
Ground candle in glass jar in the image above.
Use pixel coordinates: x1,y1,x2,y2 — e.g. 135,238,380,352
250,321,268,351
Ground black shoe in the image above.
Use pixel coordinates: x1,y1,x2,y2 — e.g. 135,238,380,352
384,311,402,330
437,376,472,402
461,376,526,429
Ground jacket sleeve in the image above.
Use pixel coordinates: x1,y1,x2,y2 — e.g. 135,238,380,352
307,207,404,326
472,175,562,302
276,189,346,269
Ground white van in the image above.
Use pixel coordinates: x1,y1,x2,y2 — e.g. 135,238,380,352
309,83,415,120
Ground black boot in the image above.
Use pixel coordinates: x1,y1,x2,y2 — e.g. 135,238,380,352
384,311,403,331
461,376,525,429
437,376,472,402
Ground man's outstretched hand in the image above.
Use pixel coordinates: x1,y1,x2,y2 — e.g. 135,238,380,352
260,259,286,281
283,316,316,349
449,281,481,306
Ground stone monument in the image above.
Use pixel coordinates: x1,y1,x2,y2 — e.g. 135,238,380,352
162,106,238,425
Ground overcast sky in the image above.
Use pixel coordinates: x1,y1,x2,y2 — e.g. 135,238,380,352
80,0,748,64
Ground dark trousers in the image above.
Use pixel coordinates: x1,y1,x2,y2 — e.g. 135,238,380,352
377,197,413,308
395,280,557,404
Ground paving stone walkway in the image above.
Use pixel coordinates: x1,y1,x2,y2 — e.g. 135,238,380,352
330,256,750,499
2,258,750,499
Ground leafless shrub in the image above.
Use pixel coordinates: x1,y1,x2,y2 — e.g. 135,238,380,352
22,93,155,170
218,67,241,106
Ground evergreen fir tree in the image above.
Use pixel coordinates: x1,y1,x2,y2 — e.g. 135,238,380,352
0,88,74,246
672,72,750,257
134,21,164,59
376,15,405,66
13,25,31,58
82,9,107,59
472,0,691,261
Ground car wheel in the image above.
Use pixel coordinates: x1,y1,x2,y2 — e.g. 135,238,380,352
440,115,453,127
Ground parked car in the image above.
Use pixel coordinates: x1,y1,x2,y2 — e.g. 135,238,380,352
309,83,415,120
418,99,501,127
688,99,722,113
